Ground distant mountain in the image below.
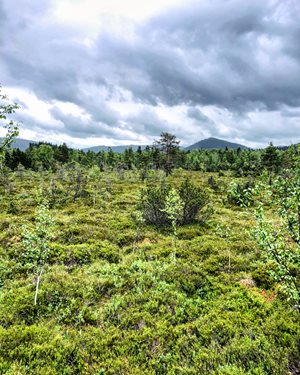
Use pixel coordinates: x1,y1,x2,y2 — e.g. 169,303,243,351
186,137,248,150
0,137,37,151
82,144,148,153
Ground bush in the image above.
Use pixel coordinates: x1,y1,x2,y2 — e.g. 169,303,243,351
227,180,254,207
138,183,170,226
207,175,219,191
178,179,209,224
138,179,210,226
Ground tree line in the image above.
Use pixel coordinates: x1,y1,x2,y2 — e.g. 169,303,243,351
3,136,288,177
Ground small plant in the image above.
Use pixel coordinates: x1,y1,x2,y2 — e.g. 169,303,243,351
22,201,55,306
161,188,183,263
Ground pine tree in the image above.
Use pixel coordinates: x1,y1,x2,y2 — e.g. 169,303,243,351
154,132,180,175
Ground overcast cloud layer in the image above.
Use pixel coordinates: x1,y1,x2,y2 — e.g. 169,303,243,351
0,0,299,148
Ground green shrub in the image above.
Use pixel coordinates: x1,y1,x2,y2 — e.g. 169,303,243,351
227,180,254,207
178,179,210,224
138,182,170,226
138,179,210,226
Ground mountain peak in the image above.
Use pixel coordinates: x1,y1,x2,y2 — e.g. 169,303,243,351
186,137,247,150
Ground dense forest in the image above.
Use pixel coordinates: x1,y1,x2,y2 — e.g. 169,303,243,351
0,91,300,374
3,134,285,176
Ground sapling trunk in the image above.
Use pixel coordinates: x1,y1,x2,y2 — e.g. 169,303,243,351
34,268,43,306
173,233,177,264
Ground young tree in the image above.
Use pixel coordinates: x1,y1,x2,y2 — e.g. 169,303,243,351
0,86,20,168
88,165,102,206
22,201,55,306
262,142,281,184
253,167,300,307
154,132,180,175
162,188,183,264
254,204,300,307
123,147,135,170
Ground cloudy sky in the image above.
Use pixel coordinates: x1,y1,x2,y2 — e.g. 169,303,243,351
0,0,299,148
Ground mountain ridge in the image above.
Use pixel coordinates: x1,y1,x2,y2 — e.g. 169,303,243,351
1,137,288,152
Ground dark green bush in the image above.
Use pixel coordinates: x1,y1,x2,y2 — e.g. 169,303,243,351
207,175,219,191
138,183,170,226
138,179,210,226
178,179,210,224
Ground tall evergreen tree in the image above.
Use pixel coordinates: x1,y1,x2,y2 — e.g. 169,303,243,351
154,132,180,175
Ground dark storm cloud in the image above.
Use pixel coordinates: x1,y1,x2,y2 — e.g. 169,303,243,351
134,0,300,110
84,0,300,112
124,108,171,136
49,107,117,138
187,108,215,126
1,0,300,144
187,107,217,135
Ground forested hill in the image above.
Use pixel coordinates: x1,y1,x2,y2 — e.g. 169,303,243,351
186,137,248,150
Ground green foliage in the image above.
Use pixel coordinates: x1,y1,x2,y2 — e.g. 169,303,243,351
253,168,300,307
139,182,171,226
227,180,254,207
262,142,282,174
139,179,210,227
49,241,120,265
178,179,210,224
0,86,20,166
22,201,55,305
162,188,183,227
274,170,300,245
154,132,180,175
253,205,300,306
162,188,183,263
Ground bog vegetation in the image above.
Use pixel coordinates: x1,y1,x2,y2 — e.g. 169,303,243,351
0,88,299,374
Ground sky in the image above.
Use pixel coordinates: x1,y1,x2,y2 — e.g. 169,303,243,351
0,0,300,148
